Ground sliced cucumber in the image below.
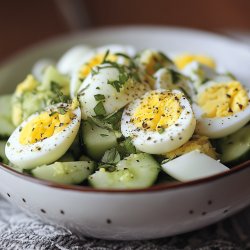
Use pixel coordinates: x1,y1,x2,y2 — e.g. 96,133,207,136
42,66,70,95
215,124,250,165
32,161,95,185
89,153,160,189
0,94,15,138
0,141,8,164
81,121,118,160
0,117,15,139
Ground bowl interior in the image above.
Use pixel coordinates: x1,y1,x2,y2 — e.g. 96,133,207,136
0,26,250,192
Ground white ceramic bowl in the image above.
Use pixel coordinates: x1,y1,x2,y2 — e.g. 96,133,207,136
0,26,250,240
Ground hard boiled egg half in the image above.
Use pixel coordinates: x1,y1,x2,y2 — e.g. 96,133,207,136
121,89,196,154
70,44,136,97
5,101,81,169
193,80,250,138
78,63,149,119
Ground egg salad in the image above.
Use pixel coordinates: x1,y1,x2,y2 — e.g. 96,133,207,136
0,44,250,189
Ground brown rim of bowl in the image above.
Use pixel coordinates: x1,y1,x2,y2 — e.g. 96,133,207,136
0,159,249,193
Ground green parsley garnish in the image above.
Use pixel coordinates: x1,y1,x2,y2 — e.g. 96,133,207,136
94,94,105,101
94,102,106,116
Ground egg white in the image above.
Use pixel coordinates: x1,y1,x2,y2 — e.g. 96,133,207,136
5,103,81,169
153,68,195,98
162,150,229,181
78,63,149,119
121,89,196,154
57,45,92,75
193,81,250,138
70,44,136,98
32,58,56,82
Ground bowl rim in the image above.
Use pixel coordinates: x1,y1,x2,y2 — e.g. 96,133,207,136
0,160,249,193
1,25,250,193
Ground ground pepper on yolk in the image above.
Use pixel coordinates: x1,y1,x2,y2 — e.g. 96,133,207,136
19,109,75,145
197,81,249,118
131,91,183,131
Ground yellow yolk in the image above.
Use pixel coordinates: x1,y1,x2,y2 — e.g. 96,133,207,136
140,51,169,75
16,75,38,95
19,110,74,145
132,91,182,131
197,81,249,118
174,53,216,70
78,53,117,79
163,135,217,160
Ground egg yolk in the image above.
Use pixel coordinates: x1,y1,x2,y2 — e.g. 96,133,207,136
140,51,170,75
78,53,117,79
19,109,74,145
197,81,249,118
16,75,38,95
132,91,182,131
174,53,216,70
163,135,217,160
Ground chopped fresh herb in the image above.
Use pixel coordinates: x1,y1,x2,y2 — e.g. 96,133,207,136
6,142,10,147
201,78,210,84
107,72,129,92
169,69,182,84
102,49,110,63
50,81,62,92
78,84,90,97
107,79,123,92
116,137,136,157
91,67,99,76
94,94,105,101
104,109,123,130
158,127,165,134
115,52,131,60
57,107,67,115
153,62,163,72
101,148,120,164
100,134,109,137
94,102,106,116
225,72,236,80
159,52,174,64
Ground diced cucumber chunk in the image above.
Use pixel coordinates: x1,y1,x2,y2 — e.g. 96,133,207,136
0,117,15,138
32,161,95,184
42,66,70,95
81,121,118,160
89,153,160,189
0,94,15,138
215,124,250,165
0,141,8,164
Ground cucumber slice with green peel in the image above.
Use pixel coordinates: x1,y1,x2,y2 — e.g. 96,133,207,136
0,116,15,139
32,161,95,184
215,124,250,165
89,153,160,189
0,141,8,164
81,121,118,160
42,66,70,95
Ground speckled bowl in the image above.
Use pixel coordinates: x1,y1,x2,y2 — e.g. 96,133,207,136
0,26,250,240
